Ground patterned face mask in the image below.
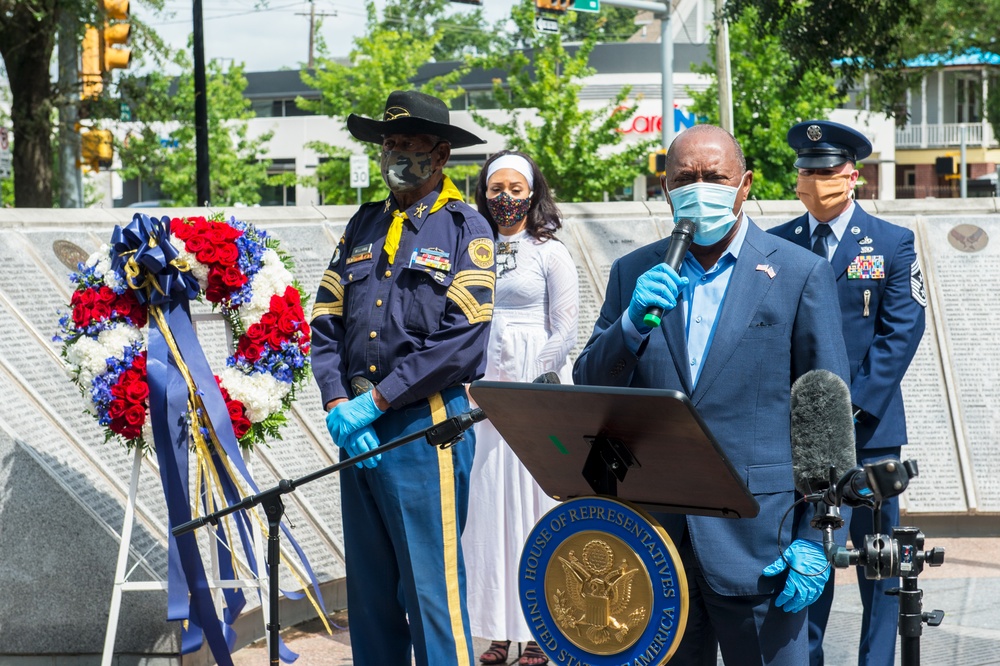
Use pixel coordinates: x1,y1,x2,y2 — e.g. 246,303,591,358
381,148,436,193
486,191,532,228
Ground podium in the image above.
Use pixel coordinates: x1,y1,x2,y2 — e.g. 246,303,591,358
469,380,758,519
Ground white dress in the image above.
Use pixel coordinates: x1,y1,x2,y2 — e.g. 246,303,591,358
463,228,579,641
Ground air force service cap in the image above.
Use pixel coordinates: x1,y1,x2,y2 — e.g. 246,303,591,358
788,120,873,169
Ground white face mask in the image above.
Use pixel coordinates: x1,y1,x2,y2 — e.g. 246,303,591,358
668,173,747,245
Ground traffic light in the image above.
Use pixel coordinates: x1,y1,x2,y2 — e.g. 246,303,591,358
80,0,131,100
81,27,103,99
102,0,132,72
81,129,114,171
535,0,572,12
648,149,667,175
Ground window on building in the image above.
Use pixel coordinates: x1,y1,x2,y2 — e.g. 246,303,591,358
259,158,296,206
956,76,981,123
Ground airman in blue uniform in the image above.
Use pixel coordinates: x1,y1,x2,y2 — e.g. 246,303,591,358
310,90,495,666
769,119,927,666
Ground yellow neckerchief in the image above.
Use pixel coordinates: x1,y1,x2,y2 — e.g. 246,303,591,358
384,175,464,265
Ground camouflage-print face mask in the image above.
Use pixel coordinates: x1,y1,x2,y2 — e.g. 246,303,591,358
381,148,436,193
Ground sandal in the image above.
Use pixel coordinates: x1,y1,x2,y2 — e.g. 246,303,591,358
518,641,549,666
480,640,511,665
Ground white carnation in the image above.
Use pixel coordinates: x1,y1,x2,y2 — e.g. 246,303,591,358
217,365,291,423
177,247,210,290
66,337,109,387
238,249,293,328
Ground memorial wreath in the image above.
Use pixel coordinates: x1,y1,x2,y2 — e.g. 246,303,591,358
56,212,311,451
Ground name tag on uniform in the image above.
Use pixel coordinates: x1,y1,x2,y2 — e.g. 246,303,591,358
410,247,452,273
848,255,885,279
346,243,373,265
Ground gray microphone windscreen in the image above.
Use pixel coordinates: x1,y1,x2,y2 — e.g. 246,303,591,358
790,369,857,495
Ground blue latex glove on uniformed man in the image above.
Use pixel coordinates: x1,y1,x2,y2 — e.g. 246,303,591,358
341,425,381,469
627,263,689,333
762,539,830,613
326,391,384,461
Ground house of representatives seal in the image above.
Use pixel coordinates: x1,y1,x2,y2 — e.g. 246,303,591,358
519,496,687,666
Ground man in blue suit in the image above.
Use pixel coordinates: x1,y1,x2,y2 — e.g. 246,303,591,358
574,125,850,665
769,120,926,666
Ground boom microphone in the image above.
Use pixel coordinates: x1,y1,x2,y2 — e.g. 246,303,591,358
790,369,857,497
643,219,696,328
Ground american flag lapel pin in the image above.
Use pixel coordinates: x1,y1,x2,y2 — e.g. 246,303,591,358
756,264,776,279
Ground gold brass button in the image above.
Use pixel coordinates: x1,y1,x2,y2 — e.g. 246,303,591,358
369,365,377,373
376,299,383,307
369,331,377,339
384,270,392,278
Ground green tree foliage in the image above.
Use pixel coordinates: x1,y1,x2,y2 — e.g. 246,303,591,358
469,0,653,203
688,5,846,200
298,2,467,205
380,0,496,60
118,54,276,207
561,6,639,44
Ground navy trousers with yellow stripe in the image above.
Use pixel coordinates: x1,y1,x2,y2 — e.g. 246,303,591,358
340,386,475,666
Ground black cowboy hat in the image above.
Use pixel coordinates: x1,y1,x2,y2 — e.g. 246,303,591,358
347,90,486,149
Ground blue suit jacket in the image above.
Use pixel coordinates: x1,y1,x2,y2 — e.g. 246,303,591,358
573,220,850,596
769,207,925,451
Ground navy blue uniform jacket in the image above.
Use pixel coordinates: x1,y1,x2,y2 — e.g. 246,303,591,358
573,220,850,597
769,207,925,451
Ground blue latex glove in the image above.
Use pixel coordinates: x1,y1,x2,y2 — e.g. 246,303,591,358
762,539,829,613
342,425,381,469
627,263,688,333
326,391,384,446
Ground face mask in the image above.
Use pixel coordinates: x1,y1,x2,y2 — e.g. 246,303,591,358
381,148,436,193
796,173,852,222
667,174,747,246
486,191,532,228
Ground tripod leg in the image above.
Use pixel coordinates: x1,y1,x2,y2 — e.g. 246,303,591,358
262,495,284,666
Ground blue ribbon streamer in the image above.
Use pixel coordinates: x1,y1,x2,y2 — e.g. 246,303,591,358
111,213,323,663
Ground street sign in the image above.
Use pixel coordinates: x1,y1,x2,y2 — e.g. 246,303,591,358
535,14,560,34
0,151,11,179
349,154,370,189
572,0,600,11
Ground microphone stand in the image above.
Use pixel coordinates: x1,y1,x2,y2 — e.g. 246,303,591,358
172,408,485,665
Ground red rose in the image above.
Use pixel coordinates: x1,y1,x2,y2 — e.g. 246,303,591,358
122,368,142,385
186,235,207,253
244,342,264,362
90,302,111,321
284,286,301,307
246,323,266,342
277,309,298,335
206,282,229,303
171,219,192,240
267,328,287,350
207,226,229,244
215,243,239,266
260,312,278,328
124,403,147,427
300,321,310,340
132,353,147,372
125,380,149,404
233,417,251,439
98,286,118,304
223,225,243,242
221,266,247,288
269,293,289,315
196,245,219,264
108,399,127,418
227,402,244,421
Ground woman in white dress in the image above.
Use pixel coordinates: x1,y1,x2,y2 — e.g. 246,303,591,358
464,151,579,666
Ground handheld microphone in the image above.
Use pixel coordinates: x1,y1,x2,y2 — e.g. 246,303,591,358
643,219,696,328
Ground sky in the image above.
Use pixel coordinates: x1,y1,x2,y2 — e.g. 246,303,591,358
135,0,520,73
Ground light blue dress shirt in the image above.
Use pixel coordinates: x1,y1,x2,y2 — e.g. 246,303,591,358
807,201,855,261
622,215,750,388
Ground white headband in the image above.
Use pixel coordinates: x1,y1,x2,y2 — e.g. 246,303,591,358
486,154,534,189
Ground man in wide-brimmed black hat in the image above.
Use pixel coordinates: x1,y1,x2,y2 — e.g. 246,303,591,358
311,90,495,666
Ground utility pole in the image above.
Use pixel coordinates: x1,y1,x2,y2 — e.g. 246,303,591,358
58,12,84,208
296,2,337,70
193,0,210,206
715,0,734,133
